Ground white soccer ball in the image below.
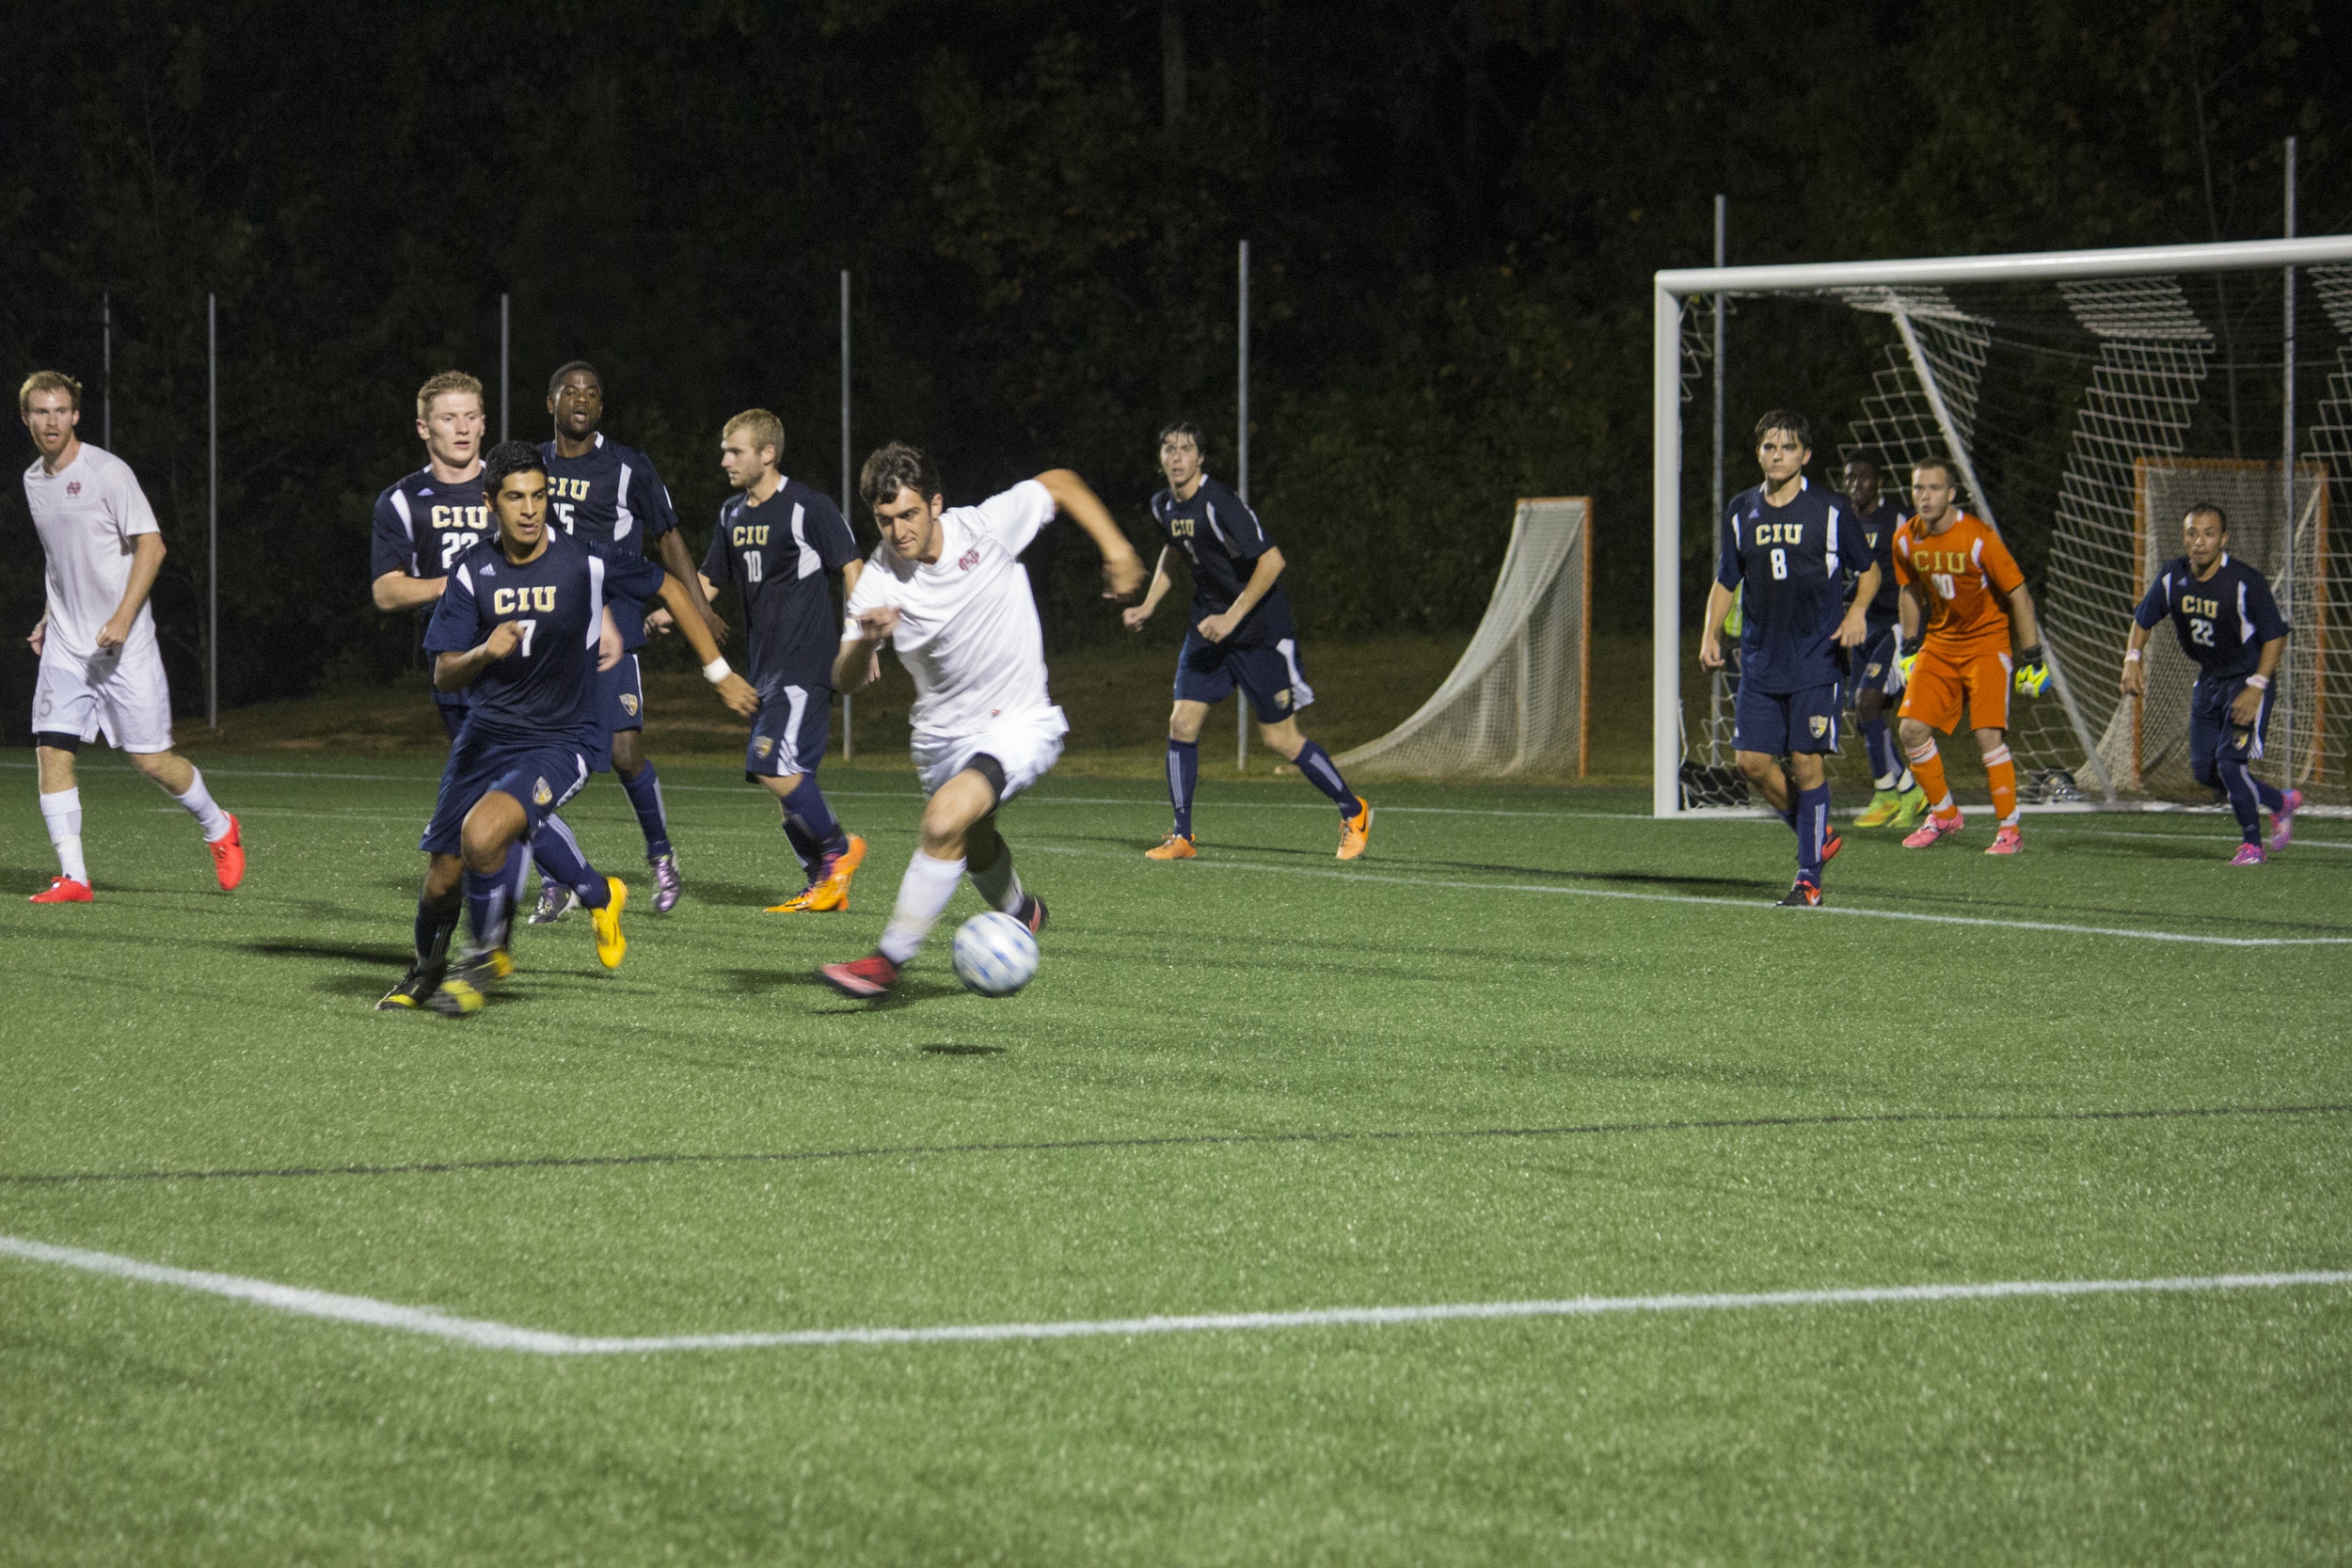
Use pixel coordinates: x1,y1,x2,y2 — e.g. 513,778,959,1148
951,911,1039,997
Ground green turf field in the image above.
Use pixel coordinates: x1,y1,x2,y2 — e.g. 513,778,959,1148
4,753,2349,1564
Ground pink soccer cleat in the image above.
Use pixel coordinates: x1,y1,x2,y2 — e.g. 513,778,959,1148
2270,788,2302,852
818,952,899,999
207,813,246,891
2230,843,2266,867
1983,825,2024,856
1902,811,1965,849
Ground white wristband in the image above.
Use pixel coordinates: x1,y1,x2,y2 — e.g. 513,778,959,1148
702,657,732,685
2246,673,2270,690
2123,648,2141,662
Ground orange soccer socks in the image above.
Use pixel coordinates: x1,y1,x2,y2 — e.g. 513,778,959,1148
1907,739,1957,819
1983,743,2018,827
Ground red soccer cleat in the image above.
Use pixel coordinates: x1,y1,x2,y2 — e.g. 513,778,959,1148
29,875,93,904
1821,828,1844,865
818,952,899,999
208,813,246,891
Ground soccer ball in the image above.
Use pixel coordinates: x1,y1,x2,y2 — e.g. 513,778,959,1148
951,911,1039,997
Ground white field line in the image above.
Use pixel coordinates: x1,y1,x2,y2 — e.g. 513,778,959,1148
3,1235,2343,1355
1126,853,2352,947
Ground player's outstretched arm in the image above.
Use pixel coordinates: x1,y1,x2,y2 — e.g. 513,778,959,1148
1033,469,1147,599
435,622,523,691
372,569,446,612
1698,581,1736,670
1123,547,1174,630
653,573,758,716
97,533,167,651
658,530,729,644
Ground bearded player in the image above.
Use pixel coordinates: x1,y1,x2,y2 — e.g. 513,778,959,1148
380,441,756,1015
818,443,1146,998
1699,411,1877,906
700,409,868,912
20,372,244,901
2120,502,2297,863
1892,458,2049,855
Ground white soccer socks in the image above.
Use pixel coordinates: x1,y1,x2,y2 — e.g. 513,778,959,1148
172,767,234,842
879,851,965,964
40,788,87,884
966,844,1025,915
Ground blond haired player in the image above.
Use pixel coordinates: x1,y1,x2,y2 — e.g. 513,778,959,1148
19,371,244,901
818,443,1145,998
1891,458,2050,855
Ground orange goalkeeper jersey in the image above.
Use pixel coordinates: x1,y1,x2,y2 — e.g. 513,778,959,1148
1893,512,2024,652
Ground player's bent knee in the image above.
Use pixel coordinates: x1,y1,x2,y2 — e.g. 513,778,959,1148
1167,704,1207,743
1735,751,1776,780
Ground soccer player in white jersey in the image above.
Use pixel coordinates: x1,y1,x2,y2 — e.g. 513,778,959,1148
818,442,1146,998
18,372,245,901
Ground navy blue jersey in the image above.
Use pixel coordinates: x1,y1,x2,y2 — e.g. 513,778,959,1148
1149,475,1295,648
539,433,678,650
700,479,862,694
1846,497,1906,622
424,531,668,741
2135,554,2289,682
1717,480,1860,693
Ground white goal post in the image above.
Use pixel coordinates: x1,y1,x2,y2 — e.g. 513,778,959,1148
1650,233,2352,817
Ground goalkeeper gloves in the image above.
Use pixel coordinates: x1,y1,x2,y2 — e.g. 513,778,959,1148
2014,644,2050,697
1897,650,1919,684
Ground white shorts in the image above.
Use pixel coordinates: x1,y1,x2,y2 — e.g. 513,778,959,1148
33,633,175,753
912,705,1068,801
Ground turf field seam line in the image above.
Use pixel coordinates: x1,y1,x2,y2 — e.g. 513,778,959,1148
1150,855,2352,944
7,1102,2344,1187
3,1235,2344,1354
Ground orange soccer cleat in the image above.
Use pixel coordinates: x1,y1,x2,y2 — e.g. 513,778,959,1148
768,834,867,911
1336,798,1374,861
207,813,246,891
1145,833,1197,861
29,876,93,904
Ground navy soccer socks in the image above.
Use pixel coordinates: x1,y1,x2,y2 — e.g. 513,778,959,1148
781,773,849,867
531,817,612,909
619,762,671,860
1294,739,1359,816
1795,784,1832,882
1166,739,1200,837
2219,759,2284,846
414,886,461,971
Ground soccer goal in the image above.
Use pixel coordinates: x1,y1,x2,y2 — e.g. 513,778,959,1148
1651,234,2352,816
1336,497,1591,778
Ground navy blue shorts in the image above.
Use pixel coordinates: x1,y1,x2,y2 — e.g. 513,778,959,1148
2188,676,2273,783
1845,618,1905,707
582,652,645,772
1734,681,1843,756
744,683,833,781
420,725,593,856
1174,630,1316,723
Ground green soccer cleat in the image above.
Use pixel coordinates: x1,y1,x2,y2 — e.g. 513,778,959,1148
1889,784,1930,828
1852,789,1904,828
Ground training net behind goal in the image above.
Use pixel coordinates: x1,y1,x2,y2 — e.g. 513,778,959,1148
1677,261,2352,807
1337,498,1590,778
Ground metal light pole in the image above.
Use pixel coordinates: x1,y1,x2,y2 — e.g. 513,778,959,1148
1711,196,1725,528
207,293,219,729
102,293,112,451
499,293,511,443
840,267,853,761
1236,238,1249,773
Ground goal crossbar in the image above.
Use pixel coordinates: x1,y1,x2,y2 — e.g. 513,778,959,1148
1650,232,2352,816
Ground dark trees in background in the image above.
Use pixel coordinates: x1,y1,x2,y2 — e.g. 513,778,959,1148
0,1,2343,736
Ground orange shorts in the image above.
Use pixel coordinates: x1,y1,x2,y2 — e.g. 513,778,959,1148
1899,641,2011,734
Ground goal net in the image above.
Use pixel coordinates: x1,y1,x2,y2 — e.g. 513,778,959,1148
1653,236,2352,815
1336,498,1590,778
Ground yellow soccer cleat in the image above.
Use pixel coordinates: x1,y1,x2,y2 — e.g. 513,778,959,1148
1851,789,1904,828
1145,833,1198,861
592,876,628,970
1889,784,1930,828
424,975,486,1017
767,835,866,912
479,945,514,981
1337,797,1374,861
